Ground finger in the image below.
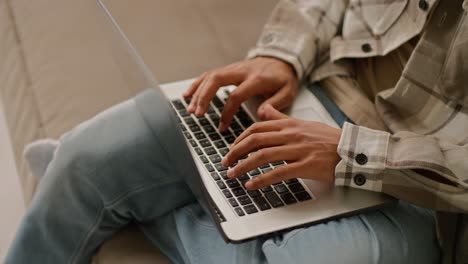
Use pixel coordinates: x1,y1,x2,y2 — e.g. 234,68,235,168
245,163,302,190
195,71,244,116
223,131,287,166
188,77,209,113
258,103,289,121
227,145,301,179
257,85,295,119
218,80,258,131
183,73,207,99
231,119,288,147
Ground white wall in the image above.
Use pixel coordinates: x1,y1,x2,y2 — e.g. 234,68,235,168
0,101,25,261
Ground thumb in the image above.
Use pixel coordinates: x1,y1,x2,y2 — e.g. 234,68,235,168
258,104,288,121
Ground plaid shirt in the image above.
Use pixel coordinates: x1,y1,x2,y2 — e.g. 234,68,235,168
247,0,468,262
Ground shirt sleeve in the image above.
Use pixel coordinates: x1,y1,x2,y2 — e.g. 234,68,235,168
335,122,468,213
246,0,348,80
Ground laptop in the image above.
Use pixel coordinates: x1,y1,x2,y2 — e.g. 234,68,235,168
97,0,395,243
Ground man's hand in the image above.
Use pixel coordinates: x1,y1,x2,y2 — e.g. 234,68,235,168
183,57,298,131
222,104,342,190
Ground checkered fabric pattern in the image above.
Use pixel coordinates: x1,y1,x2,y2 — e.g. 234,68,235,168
247,0,468,262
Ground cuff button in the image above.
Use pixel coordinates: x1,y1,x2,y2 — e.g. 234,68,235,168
355,153,368,165
354,174,366,186
262,33,275,45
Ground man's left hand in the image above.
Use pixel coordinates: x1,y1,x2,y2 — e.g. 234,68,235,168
222,104,342,190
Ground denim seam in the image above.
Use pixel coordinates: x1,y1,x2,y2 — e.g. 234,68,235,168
102,179,181,208
69,207,105,264
185,206,218,230
262,229,303,249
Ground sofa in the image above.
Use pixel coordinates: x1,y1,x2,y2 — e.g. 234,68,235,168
0,0,277,262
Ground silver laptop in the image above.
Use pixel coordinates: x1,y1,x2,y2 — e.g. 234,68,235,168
97,0,395,243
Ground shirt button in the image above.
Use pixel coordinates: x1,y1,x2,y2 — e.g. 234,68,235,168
418,0,429,11
361,43,372,52
262,33,275,45
355,153,368,165
354,174,367,186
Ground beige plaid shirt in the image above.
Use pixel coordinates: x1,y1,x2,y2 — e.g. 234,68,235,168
247,0,468,262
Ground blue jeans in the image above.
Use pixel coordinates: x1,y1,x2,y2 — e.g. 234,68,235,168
6,85,440,264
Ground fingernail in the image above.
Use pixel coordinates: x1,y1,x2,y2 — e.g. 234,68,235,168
187,104,195,112
227,169,234,178
245,181,254,189
195,108,203,116
219,122,226,131
222,157,228,166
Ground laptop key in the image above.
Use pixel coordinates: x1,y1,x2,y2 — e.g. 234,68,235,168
198,118,210,126
194,148,203,156
223,189,233,198
211,172,220,181
295,191,312,201
184,117,195,125
183,132,192,139
214,140,227,149
261,168,273,174
247,190,262,198
216,181,227,189
205,164,214,172
212,96,224,108
199,139,211,148
189,124,200,132
253,197,271,211
219,171,228,180
189,140,197,147
179,110,190,117
274,184,289,194
284,178,299,184
209,154,222,163
225,136,236,144
228,198,239,207
225,179,240,188
271,161,285,166
171,100,185,110
183,97,191,104
231,120,242,130
233,129,243,137
243,204,258,214
260,164,270,169
265,192,284,208
207,106,216,114
203,125,216,134
248,169,261,176
204,147,216,155
200,156,209,164
238,195,252,205
215,163,228,172
232,187,246,197
194,132,206,140
235,207,245,216
238,174,250,181
207,134,220,142
260,186,273,193
219,148,229,157
280,193,297,204
289,183,305,193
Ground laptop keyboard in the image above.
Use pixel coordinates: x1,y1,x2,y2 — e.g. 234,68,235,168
171,94,313,217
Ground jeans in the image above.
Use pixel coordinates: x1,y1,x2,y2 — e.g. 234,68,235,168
6,85,440,264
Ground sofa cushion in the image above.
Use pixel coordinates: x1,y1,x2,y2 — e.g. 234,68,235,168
2,0,277,263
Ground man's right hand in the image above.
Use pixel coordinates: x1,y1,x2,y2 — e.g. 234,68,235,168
183,57,299,131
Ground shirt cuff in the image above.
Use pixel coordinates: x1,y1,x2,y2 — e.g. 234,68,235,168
334,122,390,192
246,29,317,80
246,46,305,80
